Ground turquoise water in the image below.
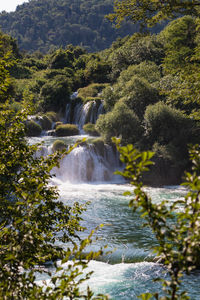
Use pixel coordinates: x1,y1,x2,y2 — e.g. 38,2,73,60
32,136,200,299
55,181,200,299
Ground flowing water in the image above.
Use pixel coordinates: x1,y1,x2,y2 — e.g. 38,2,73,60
30,134,200,299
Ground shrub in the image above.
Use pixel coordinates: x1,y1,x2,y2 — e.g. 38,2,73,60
55,124,79,136
101,86,116,111
83,123,100,136
39,75,71,112
26,120,42,137
118,76,159,119
144,102,195,147
96,102,143,145
52,139,66,152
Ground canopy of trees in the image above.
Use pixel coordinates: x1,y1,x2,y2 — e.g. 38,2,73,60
108,0,200,27
0,0,142,53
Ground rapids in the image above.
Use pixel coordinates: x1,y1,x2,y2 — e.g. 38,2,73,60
30,134,200,299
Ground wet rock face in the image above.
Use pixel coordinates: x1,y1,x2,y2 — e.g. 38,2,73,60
86,157,94,181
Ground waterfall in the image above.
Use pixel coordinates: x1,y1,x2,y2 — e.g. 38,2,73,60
54,144,120,183
64,99,105,129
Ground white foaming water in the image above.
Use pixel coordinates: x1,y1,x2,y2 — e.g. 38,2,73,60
53,145,121,183
65,100,105,129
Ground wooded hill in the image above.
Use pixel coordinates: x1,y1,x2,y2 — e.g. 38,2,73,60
2,14,200,185
0,0,145,53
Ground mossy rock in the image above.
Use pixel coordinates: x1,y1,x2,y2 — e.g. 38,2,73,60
46,111,59,122
26,120,42,137
40,115,53,130
52,140,66,152
83,123,99,136
55,124,79,136
91,138,105,157
55,121,63,128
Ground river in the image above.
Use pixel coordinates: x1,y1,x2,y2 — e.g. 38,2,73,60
30,134,200,299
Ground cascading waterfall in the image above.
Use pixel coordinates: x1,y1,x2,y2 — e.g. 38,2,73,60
65,99,105,129
35,140,121,183
53,144,120,183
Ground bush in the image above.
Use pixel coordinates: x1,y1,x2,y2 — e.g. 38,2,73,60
83,123,99,136
96,102,143,145
9,101,23,112
26,120,42,137
52,140,66,152
55,124,79,136
144,102,195,147
118,76,159,119
101,86,116,111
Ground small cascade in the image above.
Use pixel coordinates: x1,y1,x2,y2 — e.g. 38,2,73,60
65,103,71,124
64,99,105,129
54,144,120,183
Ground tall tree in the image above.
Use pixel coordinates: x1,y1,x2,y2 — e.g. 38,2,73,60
108,0,200,27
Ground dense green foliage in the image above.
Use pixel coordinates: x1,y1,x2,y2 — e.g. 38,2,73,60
0,106,109,299
1,1,200,298
0,4,200,183
108,0,200,27
0,0,141,53
115,138,200,299
96,102,142,145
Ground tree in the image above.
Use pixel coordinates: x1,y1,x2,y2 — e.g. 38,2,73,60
0,105,107,299
39,75,71,112
0,48,107,299
96,102,143,144
144,101,195,147
108,0,200,27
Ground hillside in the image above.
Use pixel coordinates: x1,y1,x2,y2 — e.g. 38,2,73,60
0,0,143,53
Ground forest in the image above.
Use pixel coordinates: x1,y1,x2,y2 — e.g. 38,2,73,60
0,0,146,53
1,12,200,185
1,0,200,299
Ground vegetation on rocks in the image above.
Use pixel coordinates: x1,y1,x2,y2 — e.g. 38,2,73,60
26,120,42,137
52,139,66,152
83,123,99,136
55,124,79,136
